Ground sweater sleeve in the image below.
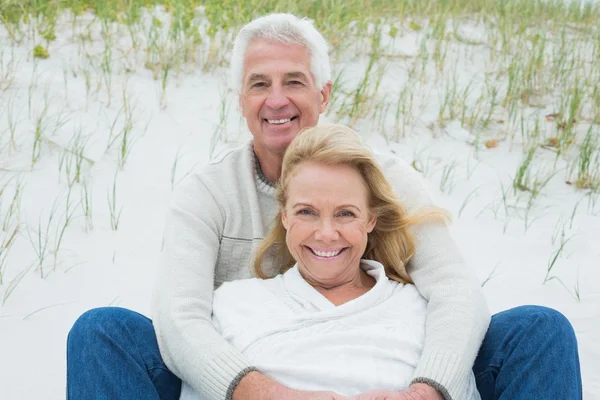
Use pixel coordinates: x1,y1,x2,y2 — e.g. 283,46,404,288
381,155,491,400
151,173,254,400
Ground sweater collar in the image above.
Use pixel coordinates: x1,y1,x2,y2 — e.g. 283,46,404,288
282,260,395,315
250,142,277,195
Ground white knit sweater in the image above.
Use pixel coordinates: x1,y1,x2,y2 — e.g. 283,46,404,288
179,261,480,400
152,140,490,400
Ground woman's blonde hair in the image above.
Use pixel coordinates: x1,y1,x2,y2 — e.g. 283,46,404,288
254,124,449,284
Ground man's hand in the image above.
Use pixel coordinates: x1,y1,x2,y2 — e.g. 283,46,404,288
351,383,444,400
233,371,348,400
408,383,444,400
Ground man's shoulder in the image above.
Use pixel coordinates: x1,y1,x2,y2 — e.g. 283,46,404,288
196,140,252,177
370,147,436,209
372,148,413,173
371,148,423,185
168,140,254,210
175,140,253,195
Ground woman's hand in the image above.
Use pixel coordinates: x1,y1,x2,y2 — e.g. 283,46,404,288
276,390,353,400
351,383,444,400
351,391,419,400
286,389,350,399
233,371,349,400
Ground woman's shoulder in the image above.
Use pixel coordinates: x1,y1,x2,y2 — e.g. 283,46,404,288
215,277,277,301
361,260,426,304
214,276,287,313
212,276,289,339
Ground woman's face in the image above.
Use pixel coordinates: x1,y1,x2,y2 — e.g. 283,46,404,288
282,161,376,288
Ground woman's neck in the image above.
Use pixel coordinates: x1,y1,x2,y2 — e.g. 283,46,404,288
313,269,376,306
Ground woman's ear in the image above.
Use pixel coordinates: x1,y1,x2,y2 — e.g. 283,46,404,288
367,215,377,233
281,210,289,230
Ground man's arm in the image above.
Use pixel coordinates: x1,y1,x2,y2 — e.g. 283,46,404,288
152,174,275,399
152,170,346,400
381,154,491,400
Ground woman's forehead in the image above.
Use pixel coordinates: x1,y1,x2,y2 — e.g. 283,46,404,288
286,162,369,202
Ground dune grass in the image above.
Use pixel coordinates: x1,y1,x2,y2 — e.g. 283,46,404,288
0,0,599,299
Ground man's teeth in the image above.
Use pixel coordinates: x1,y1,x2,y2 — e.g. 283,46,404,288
267,118,291,124
312,249,342,258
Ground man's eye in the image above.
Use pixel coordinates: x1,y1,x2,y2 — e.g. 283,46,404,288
252,82,266,88
288,80,303,86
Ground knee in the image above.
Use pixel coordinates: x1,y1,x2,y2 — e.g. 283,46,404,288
68,307,132,345
506,305,576,341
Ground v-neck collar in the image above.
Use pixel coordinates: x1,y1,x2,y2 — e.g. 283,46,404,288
281,260,395,318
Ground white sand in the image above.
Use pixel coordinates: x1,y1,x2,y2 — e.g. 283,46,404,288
0,9,598,400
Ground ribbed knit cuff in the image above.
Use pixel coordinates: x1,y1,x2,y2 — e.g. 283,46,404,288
410,349,471,400
411,377,452,400
225,367,260,400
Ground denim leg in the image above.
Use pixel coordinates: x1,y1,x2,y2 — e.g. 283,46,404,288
66,307,182,400
473,305,582,400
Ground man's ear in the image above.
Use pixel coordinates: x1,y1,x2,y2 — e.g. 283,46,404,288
238,94,246,117
281,210,289,230
319,81,333,113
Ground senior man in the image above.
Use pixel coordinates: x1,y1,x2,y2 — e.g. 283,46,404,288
67,13,581,400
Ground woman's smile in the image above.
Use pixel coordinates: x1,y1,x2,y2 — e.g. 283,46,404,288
281,161,376,287
304,246,348,260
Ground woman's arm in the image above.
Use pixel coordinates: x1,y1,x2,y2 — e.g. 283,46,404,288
381,154,490,400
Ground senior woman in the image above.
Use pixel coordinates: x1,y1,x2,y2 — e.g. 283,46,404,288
180,124,479,400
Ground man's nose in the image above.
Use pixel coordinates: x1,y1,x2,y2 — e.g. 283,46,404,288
314,218,339,242
265,85,290,109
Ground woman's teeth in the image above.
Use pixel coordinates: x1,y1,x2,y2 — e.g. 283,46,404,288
311,248,343,258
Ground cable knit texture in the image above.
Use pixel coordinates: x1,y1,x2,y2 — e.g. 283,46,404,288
151,140,490,400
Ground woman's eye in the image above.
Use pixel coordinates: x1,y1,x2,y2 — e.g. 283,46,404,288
339,211,355,217
297,209,313,215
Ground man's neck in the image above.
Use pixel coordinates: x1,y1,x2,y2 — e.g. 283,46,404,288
253,146,283,183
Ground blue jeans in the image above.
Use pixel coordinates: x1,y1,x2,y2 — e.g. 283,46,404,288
66,305,582,400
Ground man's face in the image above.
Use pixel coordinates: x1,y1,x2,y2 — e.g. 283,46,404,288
239,40,332,160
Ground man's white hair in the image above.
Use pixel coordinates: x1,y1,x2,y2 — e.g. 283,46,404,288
230,13,332,92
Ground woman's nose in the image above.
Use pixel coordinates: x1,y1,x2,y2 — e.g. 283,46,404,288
314,218,339,242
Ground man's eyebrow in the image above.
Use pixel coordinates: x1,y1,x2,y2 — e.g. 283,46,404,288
284,71,309,80
246,73,270,84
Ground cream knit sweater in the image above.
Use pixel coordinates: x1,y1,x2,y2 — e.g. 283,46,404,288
152,140,490,400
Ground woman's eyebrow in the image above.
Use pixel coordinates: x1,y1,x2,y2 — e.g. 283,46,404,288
336,204,361,212
292,203,361,212
292,202,313,209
